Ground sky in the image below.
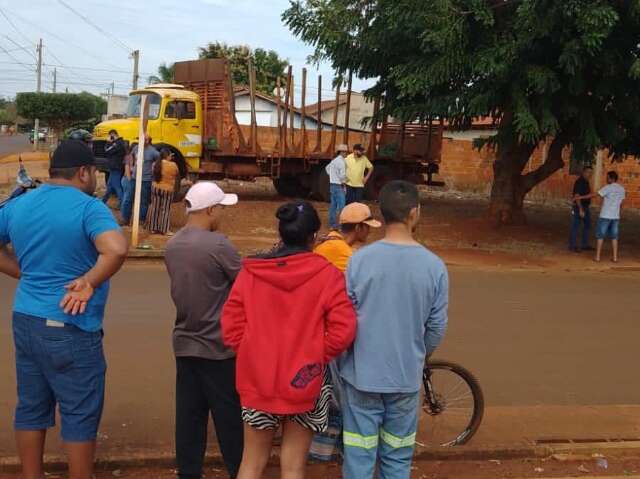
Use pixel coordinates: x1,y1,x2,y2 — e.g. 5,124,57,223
0,0,371,103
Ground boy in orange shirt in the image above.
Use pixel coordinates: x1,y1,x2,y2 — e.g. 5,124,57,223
314,203,381,272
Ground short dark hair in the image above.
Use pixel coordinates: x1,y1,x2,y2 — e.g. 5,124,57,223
379,180,420,224
276,201,321,247
340,223,357,234
49,166,81,180
583,165,593,171
108,129,118,136
607,171,619,182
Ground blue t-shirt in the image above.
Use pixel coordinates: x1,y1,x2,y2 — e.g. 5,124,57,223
0,184,120,331
339,241,449,393
132,146,160,182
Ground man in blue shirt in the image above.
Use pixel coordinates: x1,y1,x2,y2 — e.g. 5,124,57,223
339,180,448,479
0,140,127,479
120,133,159,225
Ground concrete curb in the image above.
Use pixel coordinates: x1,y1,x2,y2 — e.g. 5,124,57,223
2,441,640,473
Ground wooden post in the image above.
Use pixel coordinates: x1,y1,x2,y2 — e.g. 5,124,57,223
131,94,149,248
397,121,406,161
342,71,353,145
289,74,295,148
330,80,341,154
276,76,283,156
248,58,258,154
301,68,307,157
368,96,380,162
283,66,292,154
316,75,322,152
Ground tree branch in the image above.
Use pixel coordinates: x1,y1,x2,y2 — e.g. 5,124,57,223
522,136,567,193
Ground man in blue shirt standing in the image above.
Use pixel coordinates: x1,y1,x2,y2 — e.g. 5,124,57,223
326,144,349,230
339,180,448,479
0,140,127,479
121,133,159,225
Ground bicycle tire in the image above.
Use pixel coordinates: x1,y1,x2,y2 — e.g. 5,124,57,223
424,359,485,446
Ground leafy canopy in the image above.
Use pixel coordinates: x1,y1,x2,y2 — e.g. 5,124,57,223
17,92,105,132
198,42,289,95
148,63,176,84
283,0,640,162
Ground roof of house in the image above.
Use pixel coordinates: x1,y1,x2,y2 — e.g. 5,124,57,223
303,97,348,115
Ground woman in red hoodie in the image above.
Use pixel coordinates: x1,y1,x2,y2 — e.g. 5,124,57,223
223,201,356,479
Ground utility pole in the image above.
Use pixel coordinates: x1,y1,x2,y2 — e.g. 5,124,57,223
131,50,140,89
111,81,115,96
52,68,57,93
33,38,42,152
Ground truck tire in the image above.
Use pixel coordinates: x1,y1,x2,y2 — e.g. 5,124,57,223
273,176,311,199
310,165,330,202
153,143,188,178
365,164,396,201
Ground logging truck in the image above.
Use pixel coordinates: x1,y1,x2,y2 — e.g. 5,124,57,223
92,58,443,200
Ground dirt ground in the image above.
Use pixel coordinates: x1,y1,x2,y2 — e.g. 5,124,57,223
1,456,639,478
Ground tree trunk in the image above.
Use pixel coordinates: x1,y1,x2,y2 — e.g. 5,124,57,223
488,137,567,226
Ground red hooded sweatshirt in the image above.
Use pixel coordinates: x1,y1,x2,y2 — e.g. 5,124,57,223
222,252,356,414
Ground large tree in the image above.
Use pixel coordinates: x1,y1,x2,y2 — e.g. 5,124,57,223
17,92,104,138
198,42,289,95
283,0,640,224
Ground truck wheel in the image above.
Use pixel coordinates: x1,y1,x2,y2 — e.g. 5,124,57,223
310,165,330,202
154,144,188,178
365,165,395,201
273,176,310,199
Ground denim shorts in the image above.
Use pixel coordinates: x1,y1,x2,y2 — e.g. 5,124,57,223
596,218,620,240
12,312,106,442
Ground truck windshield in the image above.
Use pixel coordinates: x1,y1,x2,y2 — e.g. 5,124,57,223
127,93,161,119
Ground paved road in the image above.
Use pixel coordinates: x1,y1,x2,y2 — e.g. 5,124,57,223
0,134,30,158
0,265,639,456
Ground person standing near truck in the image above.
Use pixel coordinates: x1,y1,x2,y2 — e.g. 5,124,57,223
102,129,126,208
165,182,244,479
121,134,159,225
345,144,374,205
326,144,349,230
0,140,127,479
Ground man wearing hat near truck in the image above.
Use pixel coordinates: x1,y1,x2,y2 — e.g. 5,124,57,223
326,144,349,230
315,202,381,272
164,182,244,479
345,144,374,205
0,140,127,479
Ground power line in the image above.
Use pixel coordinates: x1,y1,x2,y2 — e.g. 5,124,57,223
3,35,36,61
2,8,126,71
56,0,132,53
0,43,34,71
0,6,34,47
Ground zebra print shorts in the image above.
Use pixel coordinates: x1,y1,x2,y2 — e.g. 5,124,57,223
242,371,332,433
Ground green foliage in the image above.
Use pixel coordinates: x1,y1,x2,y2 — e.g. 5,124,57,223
283,0,640,164
148,63,176,84
16,92,105,133
198,42,289,95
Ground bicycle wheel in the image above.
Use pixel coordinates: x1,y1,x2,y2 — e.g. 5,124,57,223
420,359,484,446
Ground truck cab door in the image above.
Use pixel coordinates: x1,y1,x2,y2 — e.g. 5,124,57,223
163,100,202,168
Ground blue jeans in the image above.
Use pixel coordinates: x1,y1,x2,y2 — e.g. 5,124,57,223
13,313,106,442
346,186,364,205
121,178,152,224
342,382,420,479
596,218,620,240
329,184,346,230
102,169,123,206
569,206,591,249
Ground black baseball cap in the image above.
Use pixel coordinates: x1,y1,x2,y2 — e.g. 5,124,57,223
51,140,96,169
353,143,365,151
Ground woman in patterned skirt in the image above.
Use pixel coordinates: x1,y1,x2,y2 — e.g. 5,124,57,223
145,148,179,235
222,201,357,479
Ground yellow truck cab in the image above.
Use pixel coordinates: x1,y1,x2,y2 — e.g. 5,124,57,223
92,84,203,173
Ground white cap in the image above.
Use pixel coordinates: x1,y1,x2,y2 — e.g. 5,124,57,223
185,182,238,213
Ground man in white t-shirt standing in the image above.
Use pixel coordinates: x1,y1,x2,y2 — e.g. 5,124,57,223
577,171,625,262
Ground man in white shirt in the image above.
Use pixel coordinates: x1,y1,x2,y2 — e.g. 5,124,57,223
577,171,625,262
326,144,349,230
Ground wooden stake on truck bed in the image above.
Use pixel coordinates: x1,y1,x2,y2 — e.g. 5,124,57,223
330,80,341,155
343,71,353,146
276,76,283,157
315,75,322,153
248,58,257,155
283,66,292,155
301,68,307,157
